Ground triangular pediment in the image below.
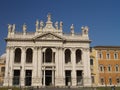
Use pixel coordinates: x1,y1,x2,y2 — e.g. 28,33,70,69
33,32,65,41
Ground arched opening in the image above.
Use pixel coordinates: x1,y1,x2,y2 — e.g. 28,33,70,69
26,48,33,63
115,65,119,72
45,48,52,63
76,49,82,63
14,48,21,63
65,49,71,64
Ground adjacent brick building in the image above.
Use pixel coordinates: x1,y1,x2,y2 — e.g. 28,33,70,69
94,46,120,86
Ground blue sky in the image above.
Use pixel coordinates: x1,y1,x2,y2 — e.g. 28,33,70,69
0,0,120,55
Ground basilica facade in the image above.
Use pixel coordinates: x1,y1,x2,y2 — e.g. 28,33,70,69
4,14,91,87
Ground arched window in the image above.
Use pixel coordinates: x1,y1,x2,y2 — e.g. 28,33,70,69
26,48,33,63
45,48,52,63
98,51,102,59
99,65,104,72
116,78,120,84
14,48,21,63
109,78,112,85
65,49,71,64
115,65,119,72
108,65,112,72
76,49,82,63
114,52,118,59
100,78,104,85
106,52,110,59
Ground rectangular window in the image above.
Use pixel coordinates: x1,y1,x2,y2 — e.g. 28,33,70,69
25,70,32,86
109,78,112,85
76,70,83,85
100,78,104,85
13,70,20,85
65,70,71,86
91,76,95,83
90,59,93,65
116,78,120,84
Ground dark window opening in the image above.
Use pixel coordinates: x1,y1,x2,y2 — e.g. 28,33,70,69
76,49,82,63
26,48,33,63
65,49,71,64
14,48,21,63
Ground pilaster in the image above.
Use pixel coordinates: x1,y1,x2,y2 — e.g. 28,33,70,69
3,47,10,86
71,48,76,86
37,47,42,86
32,47,38,86
82,48,91,87
20,47,26,86
55,47,64,86
9,47,14,86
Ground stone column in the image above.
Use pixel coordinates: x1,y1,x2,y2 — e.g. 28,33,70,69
32,47,38,86
71,48,76,86
20,47,26,86
3,47,10,86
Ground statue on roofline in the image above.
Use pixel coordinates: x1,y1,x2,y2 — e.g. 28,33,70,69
36,20,39,29
40,20,44,28
8,24,15,32
23,23,27,33
8,24,12,32
60,21,63,30
55,21,58,29
47,13,51,21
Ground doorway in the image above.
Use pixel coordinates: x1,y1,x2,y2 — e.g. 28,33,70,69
45,70,52,86
25,70,32,86
65,70,71,86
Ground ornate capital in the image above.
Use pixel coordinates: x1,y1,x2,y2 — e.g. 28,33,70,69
83,48,90,52
21,47,26,51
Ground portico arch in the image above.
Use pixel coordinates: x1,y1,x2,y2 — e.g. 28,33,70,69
65,49,71,64
76,49,82,63
26,48,33,63
14,48,21,63
45,48,52,63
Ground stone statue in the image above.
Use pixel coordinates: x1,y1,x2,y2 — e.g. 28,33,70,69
60,21,63,30
23,23,27,33
81,26,88,35
84,26,88,34
40,20,44,28
47,13,51,21
36,20,39,29
8,24,12,32
70,24,74,30
12,24,15,32
55,21,58,29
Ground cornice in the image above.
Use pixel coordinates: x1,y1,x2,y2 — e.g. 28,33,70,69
94,46,120,50
5,37,91,43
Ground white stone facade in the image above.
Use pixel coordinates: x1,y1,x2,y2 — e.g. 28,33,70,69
4,14,91,87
